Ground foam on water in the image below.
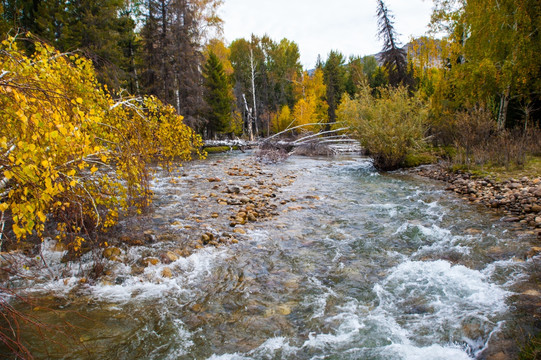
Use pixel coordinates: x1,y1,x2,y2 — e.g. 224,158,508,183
382,343,472,360
374,260,509,356
90,247,227,303
304,276,338,319
302,304,366,350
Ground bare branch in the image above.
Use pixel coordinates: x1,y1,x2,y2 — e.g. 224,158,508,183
263,122,340,143
293,127,349,145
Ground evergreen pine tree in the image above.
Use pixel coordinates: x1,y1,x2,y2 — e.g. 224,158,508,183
203,51,233,138
323,50,346,129
376,0,410,87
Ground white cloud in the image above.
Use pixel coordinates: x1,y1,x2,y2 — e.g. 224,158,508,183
220,0,434,69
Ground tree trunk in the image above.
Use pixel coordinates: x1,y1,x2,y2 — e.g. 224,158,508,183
497,87,510,130
160,0,168,102
129,39,140,94
243,94,254,141
250,48,258,139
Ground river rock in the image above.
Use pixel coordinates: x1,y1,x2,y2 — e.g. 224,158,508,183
487,352,509,360
191,303,203,312
239,196,250,204
522,289,541,296
142,257,160,267
288,206,304,211
235,217,246,225
277,304,291,316
162,267,172,278
201,233,211,243
103,247,121,259
226,186,241,194
162,251,179,263
508,182,521,189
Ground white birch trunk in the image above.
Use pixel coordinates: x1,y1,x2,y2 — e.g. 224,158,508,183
497,87,510,130
250,48,258,139
242,94,254,141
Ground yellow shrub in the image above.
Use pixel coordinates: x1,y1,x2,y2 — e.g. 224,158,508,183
0,35,203,246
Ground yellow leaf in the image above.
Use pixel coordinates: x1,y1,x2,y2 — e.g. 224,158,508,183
37,211,46,222
76,97,83,104
0,203,8,212
90,166,98,174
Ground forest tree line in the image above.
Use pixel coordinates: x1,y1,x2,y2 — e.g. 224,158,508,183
3,0,539,142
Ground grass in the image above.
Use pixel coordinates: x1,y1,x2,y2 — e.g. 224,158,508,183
203,146,239,154
403,152,438,168
402,146,454,168
451,155,541,181
519,331,541,360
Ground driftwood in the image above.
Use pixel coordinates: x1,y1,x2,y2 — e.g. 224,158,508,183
255,123,361,162
202,122,361,162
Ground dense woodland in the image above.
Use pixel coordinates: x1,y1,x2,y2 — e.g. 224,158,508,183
1,0,540,253
2,0,540,137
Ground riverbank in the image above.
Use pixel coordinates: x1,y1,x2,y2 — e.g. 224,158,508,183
412,164,541,240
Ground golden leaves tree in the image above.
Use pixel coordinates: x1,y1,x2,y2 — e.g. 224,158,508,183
0,35,203,251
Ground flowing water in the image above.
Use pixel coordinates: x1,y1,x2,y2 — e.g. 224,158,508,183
2,152,539,359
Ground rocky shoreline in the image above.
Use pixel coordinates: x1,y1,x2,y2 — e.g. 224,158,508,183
412,164,541,240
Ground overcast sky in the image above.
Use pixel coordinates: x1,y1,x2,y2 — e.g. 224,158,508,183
220,0,434,69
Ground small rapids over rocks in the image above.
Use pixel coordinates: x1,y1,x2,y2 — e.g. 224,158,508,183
1,152,540,359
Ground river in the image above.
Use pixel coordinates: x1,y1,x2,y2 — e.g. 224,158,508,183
2,152,539,359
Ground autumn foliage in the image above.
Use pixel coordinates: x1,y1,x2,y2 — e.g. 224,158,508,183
0,35,203,250
338,86,428,170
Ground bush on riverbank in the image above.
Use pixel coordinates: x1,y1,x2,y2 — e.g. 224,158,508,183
338,86,429,170
450,108,541,170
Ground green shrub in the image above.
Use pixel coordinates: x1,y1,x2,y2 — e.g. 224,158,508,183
338,86,429,170
403,152,437,168
203,146,239,154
